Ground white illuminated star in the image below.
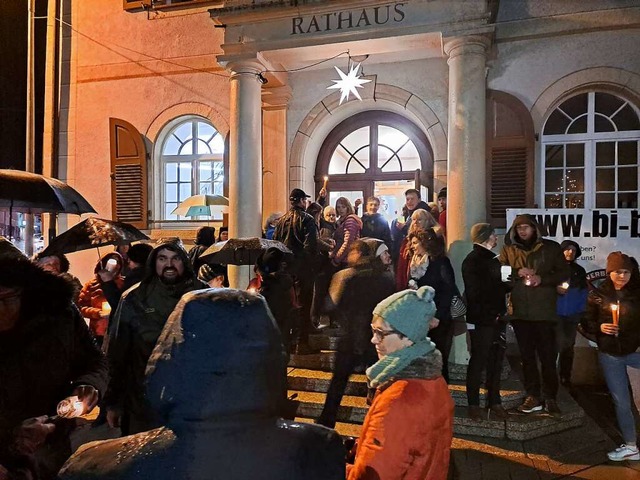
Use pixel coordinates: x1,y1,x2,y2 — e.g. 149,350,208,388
327,63,371,105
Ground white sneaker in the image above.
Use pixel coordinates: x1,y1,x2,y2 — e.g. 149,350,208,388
607,444,640,461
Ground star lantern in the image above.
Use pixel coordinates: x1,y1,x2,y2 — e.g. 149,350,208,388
327,63,371,105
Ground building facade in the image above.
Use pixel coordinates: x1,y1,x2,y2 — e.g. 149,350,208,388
47,0,640,284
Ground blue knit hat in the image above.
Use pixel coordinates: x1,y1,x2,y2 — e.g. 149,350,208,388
373,286,436,343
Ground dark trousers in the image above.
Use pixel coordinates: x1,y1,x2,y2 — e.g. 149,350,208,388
466,323,507,407
557,315,580,381
429,319,454,383
310,262,338,324
317,339,376,429
293,273,314,345
512,320,559,400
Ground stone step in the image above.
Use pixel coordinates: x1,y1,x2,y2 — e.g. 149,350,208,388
289,351,509,381
289,387,585,441
287,368,525,408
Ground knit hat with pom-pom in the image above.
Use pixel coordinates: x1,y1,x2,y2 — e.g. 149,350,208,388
373,285,437,343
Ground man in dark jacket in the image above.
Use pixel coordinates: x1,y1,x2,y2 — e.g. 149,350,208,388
103,239,206,435
391,189,430,262
59,289,345,480
499,215,570,415
273,188,319,355
316,241,396,428
0,238,108,480
360,196,392,247
462,223,509,421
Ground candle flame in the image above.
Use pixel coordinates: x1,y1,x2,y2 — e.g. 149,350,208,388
611,304,618,312
102,302,111,313
324,176,329,181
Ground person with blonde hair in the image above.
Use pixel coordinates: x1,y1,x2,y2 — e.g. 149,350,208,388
395,208,440,291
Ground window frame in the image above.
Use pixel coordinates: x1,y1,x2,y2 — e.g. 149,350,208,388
541,91,640,209
153,115,227,225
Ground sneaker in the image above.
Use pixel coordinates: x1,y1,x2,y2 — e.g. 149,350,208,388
545,399,561,415
607,444,640,461
517,395,543,413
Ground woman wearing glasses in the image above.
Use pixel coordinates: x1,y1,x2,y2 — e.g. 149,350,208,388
347,286,454,480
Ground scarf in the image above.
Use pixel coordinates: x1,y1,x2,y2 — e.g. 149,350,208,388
409,252,429,281
366,339,436,388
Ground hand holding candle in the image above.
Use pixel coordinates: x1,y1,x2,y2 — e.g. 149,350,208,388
611,302,619,326
101,301,111,318
323,175,329,190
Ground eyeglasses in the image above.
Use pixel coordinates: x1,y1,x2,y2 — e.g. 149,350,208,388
371,327,400,340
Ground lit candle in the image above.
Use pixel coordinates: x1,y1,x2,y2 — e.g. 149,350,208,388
57,396,85,418
247,287,257,295
323,175,329,189
611,302,619,326
525,276,531,286
561,282,569,290
101,302,111,315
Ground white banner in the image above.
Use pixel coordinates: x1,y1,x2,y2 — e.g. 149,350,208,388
506,209,640,284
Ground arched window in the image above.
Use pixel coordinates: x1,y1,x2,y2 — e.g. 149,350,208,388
542,92,640,209
159,117,225,220
316,111,432,221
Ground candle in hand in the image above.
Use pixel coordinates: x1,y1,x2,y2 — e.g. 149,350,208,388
323,176,329,189
101,301,111,315
611,302,619,326
561,282,569,290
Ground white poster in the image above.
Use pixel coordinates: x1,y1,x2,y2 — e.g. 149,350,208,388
506,208,640,285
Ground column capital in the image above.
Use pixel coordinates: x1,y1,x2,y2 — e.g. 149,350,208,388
219,55,266,78
443,35,491,60
262,86,292,109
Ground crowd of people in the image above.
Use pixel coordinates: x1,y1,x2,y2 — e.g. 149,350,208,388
1,183,639,478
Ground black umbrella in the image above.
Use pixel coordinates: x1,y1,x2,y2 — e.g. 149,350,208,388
41,217,149,256
200,237,292,266
0,169,96,240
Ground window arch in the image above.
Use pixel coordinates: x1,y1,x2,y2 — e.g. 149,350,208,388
158,116,225,220
542,91,640,209
316,111,433,220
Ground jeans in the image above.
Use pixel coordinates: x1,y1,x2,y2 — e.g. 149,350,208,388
466,323,507,407
511,320,559,400
598,351,640,444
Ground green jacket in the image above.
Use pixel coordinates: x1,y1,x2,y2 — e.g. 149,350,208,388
499,222,569,322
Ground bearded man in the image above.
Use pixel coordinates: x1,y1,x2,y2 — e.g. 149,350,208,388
103,239,205,435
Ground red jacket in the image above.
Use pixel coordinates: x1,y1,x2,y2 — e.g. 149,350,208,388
77,276,123,337
348,358,453,480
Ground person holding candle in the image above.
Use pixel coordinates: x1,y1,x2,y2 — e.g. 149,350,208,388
582,251,640,461
77,252,125,346
555,240,588,387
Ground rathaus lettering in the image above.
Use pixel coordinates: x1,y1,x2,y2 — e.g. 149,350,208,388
291,3,406,35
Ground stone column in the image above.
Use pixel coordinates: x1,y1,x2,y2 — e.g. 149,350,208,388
262,86,292,225
227,59,264,288
443,35,490,365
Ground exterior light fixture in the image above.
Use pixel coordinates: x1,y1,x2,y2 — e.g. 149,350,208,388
327,63,371,105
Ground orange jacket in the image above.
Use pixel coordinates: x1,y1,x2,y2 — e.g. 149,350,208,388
347,376,453,480
77,276,123,337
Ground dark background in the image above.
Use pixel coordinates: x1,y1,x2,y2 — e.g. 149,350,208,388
0,0,48,172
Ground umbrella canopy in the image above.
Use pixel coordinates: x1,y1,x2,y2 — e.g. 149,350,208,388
0,169,96,214
200,237,292,266
171,194,229,217
41,217,149,256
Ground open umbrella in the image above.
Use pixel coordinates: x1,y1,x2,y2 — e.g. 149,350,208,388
171,194,229,217
41,217,149,256
200,237,292,266
0,169,96,240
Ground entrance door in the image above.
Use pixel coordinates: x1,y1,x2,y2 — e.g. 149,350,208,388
315,111,433,212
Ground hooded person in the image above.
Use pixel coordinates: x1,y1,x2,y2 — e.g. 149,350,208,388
77,252,125,346
499,214,569,415
102,239,207,436
555,239,588,386
347,286,453,480
0,238,108,480
59,289,345,480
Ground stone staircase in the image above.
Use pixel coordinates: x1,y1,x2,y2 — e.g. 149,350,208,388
287,329,586,440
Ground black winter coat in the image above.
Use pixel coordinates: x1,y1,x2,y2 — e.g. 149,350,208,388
416,256,456,323
59,289,345,480
462,244,509,326
582,280,640,356
273,206,318,265
0,258,108,479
